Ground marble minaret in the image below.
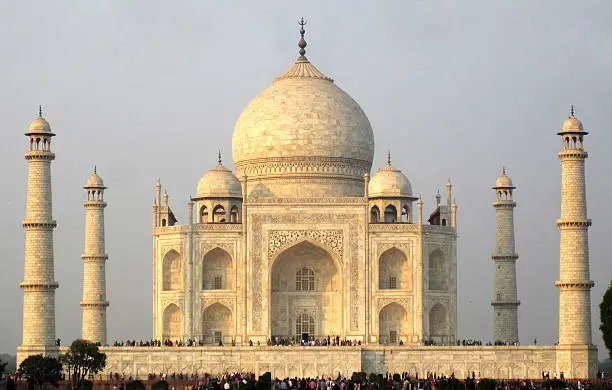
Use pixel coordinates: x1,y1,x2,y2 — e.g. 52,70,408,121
491,168,520,344
81,168,109,344
18,109,59,363
555,108,593,346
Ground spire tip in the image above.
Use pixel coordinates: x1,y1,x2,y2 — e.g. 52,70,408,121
298,17,307,58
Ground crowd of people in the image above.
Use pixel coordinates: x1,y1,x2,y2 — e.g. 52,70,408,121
4,369,611,390
74,371,610,390
268,336,362,347
110,337,526,348
111,337,365,348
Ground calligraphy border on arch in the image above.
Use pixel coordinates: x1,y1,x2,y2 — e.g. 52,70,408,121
268,230,343,262
250,212,362,332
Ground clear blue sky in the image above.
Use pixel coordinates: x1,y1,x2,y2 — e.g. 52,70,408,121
1,1,611,358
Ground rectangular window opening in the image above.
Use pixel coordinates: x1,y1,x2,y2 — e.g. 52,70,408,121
389,330,398,344
389,276,397,289
214,276,222,290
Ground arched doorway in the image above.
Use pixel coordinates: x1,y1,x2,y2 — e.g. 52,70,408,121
370,206,380,223
162,304,182,341
202,303,233,345
379,302,410,345
429,303,448,344
162,250,182,291
378,247,410,290
428,249,447,291
270,241,342,341
384,205,397,223
202,248,234,290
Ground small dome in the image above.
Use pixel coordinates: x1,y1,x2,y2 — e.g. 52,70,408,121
369,163,413,198
26,116,53,135
495,175,513,188
494,168,514,189
196,164,242,198
560,115,584,133
85,171,105,188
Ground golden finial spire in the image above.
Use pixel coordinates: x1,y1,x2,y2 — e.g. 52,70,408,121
387,151,391,166
38,105,42,117
94,165,97,174
570,104,575,117
502,166,506,176
218,150,222,165
298,17,307,59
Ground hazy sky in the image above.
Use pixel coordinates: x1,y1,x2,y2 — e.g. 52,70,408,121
1,1,611,358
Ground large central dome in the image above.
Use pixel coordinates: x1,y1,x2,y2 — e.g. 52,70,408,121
232,27,374,197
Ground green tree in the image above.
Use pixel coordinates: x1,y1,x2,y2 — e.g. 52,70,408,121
600,280,612,360
0,358,7,377
18,355,63,390
59,339,106,390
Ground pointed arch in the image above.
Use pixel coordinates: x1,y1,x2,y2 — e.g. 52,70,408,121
379,247,410,290
212,205,225,223
199,205,209,223
370,206,380,223
202,247,233,290
202,303,233,345
379,302,411,345
384,204,397,223
401,204,410,223
428,249,448,291
230,205,239,223
162,250,182,291
429,303,448,343
270,240,342,339
162,304,182,340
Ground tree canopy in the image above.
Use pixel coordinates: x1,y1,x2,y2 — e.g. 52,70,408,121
600,280,612,360
18,355,63,390
0,358,7,376
60,339,106,390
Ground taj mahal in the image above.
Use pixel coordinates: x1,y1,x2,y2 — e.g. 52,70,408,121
17,22,598,379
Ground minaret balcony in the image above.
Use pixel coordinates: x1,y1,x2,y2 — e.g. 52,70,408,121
25,150,55,160
556,219,591,228
491,254,518,261
80,301,110,308
84,200,107,208
20,282,59,290
558,150,588,159
491,300,520,307
22,220,57,228
555,280,594,290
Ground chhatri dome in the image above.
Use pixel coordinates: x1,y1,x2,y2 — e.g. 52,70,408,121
85,168,106,188
232,20,375,197
493,167,514,189
196,153,242,198
368,153,413,198
26,106,53,135
559,105,587,134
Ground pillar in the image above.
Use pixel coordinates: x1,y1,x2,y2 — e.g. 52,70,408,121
81,169,109,345
18,110,59,363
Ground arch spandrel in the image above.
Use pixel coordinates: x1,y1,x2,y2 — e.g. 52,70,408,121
268,230,344,270
201,297,236,315
199,243,235,260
